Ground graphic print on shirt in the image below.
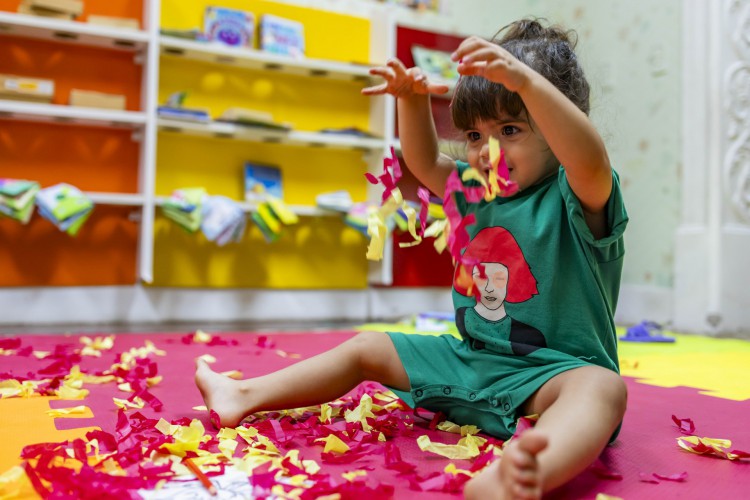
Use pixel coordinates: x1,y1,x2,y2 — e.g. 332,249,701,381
453,226,547,355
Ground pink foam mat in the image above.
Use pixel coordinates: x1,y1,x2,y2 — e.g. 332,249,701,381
3,331,749,499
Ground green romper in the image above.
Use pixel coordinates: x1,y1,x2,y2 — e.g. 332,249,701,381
387,162,628,439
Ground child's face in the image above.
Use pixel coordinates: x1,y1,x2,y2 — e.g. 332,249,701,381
463,112,559,190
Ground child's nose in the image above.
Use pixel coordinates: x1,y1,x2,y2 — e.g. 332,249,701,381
480,143,490,160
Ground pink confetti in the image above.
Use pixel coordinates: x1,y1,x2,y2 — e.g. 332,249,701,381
672,414,696,435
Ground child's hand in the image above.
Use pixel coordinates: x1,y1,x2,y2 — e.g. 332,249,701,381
361,58,450,98
451,36,531,93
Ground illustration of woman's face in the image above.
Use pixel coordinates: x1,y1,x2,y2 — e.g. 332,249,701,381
473,263,508,310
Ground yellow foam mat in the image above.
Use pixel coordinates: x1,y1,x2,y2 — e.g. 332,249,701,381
356,323,750,402
0,397,98,498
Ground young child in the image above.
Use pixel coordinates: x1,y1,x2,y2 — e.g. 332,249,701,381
196,18,628,499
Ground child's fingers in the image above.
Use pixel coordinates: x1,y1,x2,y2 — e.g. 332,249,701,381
369,66,396,81
451,36,491,61
426,82,451,95
457,60,488,76
460,47,503,64
387,58,410,78
361,82,389,95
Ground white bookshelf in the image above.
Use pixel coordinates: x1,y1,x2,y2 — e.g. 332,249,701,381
0,100,147,127
159,36,375,83
157,118,385,150
154,196,337,218
87,192,145,206
0,11,149,50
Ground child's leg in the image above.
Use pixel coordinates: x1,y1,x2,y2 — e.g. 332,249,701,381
464,365,627,499
195,331,410,427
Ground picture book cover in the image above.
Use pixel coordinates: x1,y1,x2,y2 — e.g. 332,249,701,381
259,14,305,58
244,163,282,202
411,45,459,86
204,6,255,48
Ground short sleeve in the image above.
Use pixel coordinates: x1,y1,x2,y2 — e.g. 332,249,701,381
558,168,628,252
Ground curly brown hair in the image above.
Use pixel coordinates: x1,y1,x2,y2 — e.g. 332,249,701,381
451,18,591,132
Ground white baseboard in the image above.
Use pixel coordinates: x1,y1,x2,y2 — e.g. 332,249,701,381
0,286,453,327
1,283,674,331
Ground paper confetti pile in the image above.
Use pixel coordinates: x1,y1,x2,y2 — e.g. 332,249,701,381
0,178,40,224
34,183,94,236
0,333,511,498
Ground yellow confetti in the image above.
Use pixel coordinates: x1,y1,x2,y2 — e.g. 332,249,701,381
417,434,482,460
315,434,350,454
342,470,368,482
113,397,145,410
444,463,473,477
0,465,25,498
158,419,207,457
319,403,333,424
54,384,89,400
0,379,42,398
220,370,243,379
193,330,212,343
344,394,376,432
596,494,623,500
46,405,88,417
80,335,115,357
218,438,238,459
33,350,51,359
236,426,259,444
192,405,208,411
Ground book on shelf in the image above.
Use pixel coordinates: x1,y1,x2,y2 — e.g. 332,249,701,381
216,108,292,131
259,14,305,58
244,163,282,203
204,6,255,48
410,45,460,87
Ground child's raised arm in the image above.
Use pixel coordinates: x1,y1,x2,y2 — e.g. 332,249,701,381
362,59,456,197
452,37,612,235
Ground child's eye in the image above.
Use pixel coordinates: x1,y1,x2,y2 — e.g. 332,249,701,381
465,131,481,142
501,125,519,136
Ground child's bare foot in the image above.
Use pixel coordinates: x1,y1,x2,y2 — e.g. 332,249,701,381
464,430,548,500
195,358,254,428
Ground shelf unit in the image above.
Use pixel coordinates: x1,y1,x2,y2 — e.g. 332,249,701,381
157,118,385,151
0,0,469,321
0,11,149,50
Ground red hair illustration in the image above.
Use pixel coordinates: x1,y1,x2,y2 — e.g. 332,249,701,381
453,226,539,302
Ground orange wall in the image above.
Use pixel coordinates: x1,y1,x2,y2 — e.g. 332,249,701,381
0,120,140,192
0,206,139,286
0,35,143,110
0,0,143,24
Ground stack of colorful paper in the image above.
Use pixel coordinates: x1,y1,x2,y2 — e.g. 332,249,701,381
345,202,379,236
0,178,40,224
201,195,246,246
251,196,299,242
35,183,93,236
161,188,206,233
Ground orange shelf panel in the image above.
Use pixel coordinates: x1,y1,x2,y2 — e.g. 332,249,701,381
0,120,140,192
0,205,139,286
0,35,143,110
0,1,143,24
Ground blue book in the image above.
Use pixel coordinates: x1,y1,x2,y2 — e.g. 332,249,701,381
244,163,282,202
